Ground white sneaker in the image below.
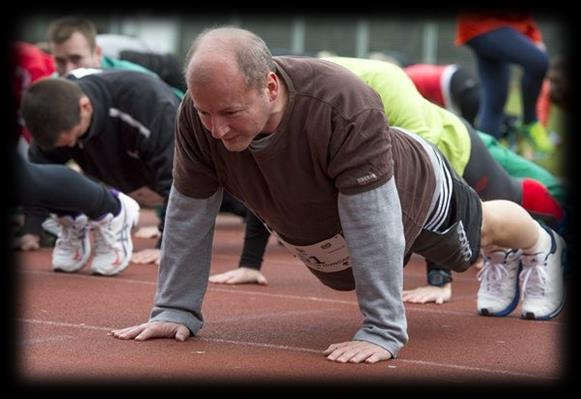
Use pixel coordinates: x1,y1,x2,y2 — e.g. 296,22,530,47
42,217,60,237
520,227,566,320
52,214,91,273
477,249,522,316
89,192,140,276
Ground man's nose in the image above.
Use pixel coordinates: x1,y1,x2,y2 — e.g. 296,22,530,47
63,61,80,75
210,117,229,139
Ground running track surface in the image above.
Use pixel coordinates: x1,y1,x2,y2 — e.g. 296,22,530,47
13,209,572,390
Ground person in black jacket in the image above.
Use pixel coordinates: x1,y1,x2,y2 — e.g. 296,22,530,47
119,49,187,93
21,68,179,265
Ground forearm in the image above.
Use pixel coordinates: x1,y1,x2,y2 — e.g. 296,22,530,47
142,121,174,241
338,178,408,358
239,211,270,269
155,199,168,249
149,185,222,335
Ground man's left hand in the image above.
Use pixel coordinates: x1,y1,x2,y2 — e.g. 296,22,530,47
323,340,393,363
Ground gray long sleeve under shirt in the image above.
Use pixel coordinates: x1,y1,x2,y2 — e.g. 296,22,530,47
339,177,407,358
150,178,408,357
149,185,222,333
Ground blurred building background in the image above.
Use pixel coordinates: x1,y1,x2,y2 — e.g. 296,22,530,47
16,13,567,71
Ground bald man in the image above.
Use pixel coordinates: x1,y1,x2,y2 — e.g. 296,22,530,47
111,27,566,364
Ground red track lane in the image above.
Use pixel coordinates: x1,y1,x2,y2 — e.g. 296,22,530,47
15,210,570,386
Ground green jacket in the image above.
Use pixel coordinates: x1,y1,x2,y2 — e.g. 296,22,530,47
324,57,565,204
324,57,471,175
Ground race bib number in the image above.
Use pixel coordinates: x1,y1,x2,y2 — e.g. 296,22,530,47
274,232,351,272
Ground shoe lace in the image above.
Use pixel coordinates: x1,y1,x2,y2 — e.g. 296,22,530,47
477,255,510,295
520,253,548,298
477,250,522,295
92,216,116,255
56,218,86,251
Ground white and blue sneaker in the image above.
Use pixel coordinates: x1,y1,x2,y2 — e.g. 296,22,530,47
52,214,91,273
42,217,60,237
89,192,140,276
477,249,522,317
520,226,566,320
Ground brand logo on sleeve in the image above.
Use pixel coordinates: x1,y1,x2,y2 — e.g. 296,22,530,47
356,172,378,186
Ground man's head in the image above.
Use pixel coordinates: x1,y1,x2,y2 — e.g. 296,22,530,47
47,16,103,76
185,26,283,152
21,77,92,149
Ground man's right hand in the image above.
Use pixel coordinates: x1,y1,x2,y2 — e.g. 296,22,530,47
110,321,190,341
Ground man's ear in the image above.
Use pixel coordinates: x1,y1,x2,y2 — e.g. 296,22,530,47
79,95,92,113
94,44,103,61
266,71,279,101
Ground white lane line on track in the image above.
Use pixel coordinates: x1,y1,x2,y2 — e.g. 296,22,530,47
19,318,557,380
19,335,75,345
211,309,335,323
19,270,564,324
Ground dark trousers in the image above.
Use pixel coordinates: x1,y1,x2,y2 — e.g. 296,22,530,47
14,152,119,220
467,26,549,138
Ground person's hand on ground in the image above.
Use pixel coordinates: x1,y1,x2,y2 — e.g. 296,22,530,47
131,248,161,265
110,321,190,341
15,233,41,251
402,283,452,304
134,226,161,239
323,340,393,364
209,267,268,285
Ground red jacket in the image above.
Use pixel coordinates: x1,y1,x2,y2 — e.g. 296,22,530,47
12,42,56,143
403,64,449,107
455,13,543,46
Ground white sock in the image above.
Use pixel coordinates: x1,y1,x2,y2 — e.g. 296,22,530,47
524,223,552,255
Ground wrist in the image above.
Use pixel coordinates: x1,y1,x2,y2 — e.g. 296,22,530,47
427,268,453,287
239,264,261,270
